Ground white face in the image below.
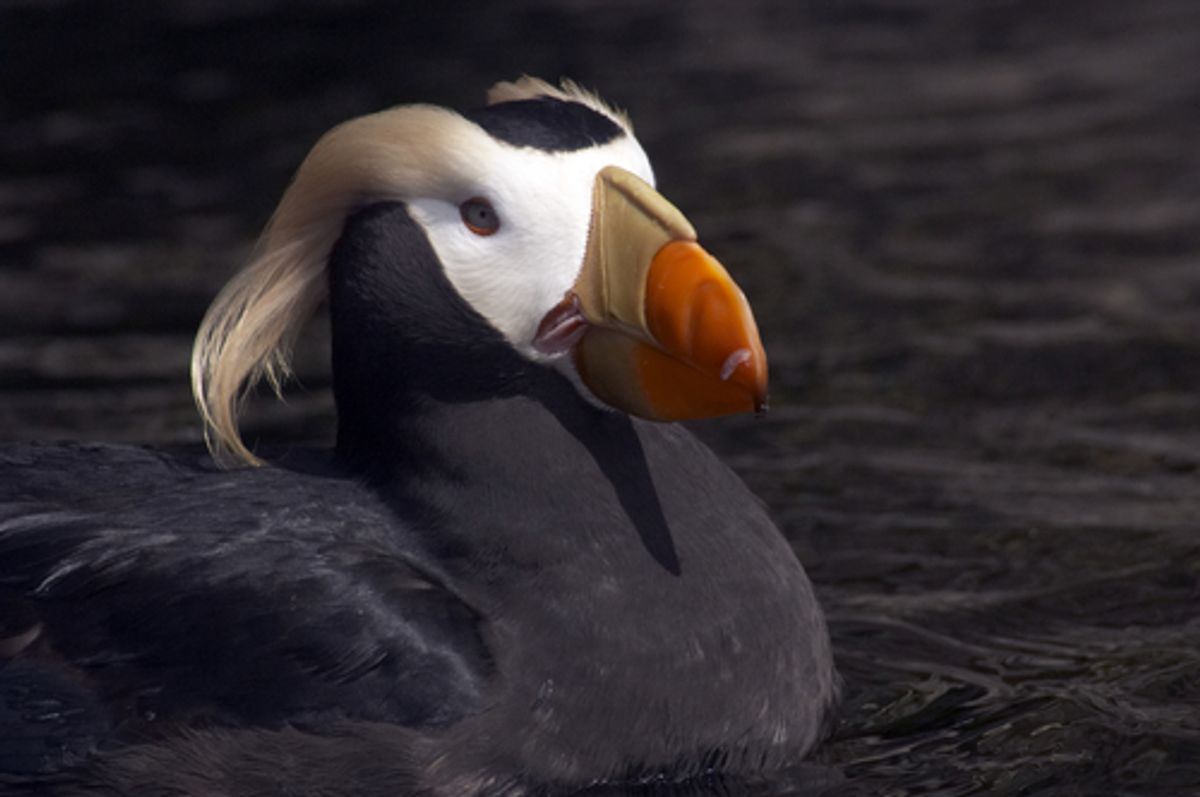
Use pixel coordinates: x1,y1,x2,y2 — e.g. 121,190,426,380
404,124,655,364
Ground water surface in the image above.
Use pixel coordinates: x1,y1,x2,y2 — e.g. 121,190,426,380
2,2,1199,794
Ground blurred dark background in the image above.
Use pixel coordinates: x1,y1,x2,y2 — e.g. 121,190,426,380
3,1,1200,794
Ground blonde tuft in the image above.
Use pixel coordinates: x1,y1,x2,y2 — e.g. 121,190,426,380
190,104,474,466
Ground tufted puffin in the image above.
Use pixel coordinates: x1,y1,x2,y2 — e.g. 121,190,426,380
0,78,836,795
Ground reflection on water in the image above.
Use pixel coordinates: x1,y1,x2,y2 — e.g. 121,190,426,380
3,1,1200,794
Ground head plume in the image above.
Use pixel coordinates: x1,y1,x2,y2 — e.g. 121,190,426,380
190,105,470,465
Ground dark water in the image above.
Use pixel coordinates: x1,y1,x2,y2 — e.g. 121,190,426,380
3,1,1200,794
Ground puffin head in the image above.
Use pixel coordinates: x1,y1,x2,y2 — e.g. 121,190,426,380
192,77,768,465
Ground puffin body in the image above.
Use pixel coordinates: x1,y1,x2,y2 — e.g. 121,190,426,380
0,79,835,795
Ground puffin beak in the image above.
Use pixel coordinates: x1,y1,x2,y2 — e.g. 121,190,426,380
538,165,768,420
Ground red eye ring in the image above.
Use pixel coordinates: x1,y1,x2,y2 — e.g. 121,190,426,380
460,197,500,236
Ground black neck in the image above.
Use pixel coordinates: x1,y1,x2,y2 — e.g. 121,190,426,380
327,201,540,459
325,200,613,469
325,201,679,573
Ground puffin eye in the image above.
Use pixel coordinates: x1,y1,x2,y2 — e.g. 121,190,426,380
460,197,500,236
